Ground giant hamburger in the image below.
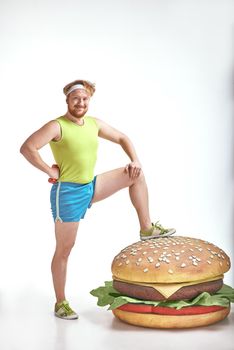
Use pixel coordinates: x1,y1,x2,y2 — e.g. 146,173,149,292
91,236,234,328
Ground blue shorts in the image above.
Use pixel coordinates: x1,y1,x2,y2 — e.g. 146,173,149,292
50,176,97,222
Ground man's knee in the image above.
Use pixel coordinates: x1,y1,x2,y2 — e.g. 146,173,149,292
132,169,145,185
56,241,75,259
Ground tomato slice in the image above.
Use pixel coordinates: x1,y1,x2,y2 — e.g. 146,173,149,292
118,303,226,316
118,304,152,314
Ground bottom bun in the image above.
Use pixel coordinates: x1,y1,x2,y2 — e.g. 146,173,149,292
112,307,230,329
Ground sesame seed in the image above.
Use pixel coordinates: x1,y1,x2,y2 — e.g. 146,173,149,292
126,260,130,264
168,269,174,274
143,268,149,273
192,261,198,266
138,258,142,262
207,260,211,264
147,257,154,263
175,256,180,261
219,262,223,266
118,262,123,266
143,251,147,255
181,263,186,268
175,253,180,256
155,263,160,268
210,255,214,259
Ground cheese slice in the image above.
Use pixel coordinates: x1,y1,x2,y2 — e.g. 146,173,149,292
113,275,223,299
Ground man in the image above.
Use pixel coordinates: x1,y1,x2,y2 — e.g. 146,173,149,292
20,79,175,320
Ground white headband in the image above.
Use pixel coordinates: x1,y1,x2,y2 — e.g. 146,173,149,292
66,84,86,96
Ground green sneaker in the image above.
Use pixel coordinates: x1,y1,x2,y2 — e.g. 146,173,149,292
54,300,79,320
140,221,176,240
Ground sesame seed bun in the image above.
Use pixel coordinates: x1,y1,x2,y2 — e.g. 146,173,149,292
112,306,230,329
111,237,230,284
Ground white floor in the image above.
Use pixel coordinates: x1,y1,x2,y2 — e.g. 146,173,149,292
0,289,234,350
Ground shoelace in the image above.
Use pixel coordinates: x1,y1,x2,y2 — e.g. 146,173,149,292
152,221,168,234
60,302,75,315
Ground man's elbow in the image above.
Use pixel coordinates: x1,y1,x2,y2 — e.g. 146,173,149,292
20,143,27,155
20,142,31,157
119,134,130,145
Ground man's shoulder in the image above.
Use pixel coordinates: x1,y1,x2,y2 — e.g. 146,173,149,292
54,115,65,122
86,115,95,120
86,116,99,129
50,116,68,127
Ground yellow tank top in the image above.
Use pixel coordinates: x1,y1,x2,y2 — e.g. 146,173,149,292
49,116,99,184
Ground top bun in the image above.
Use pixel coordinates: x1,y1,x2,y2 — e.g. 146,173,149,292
111,236,230,283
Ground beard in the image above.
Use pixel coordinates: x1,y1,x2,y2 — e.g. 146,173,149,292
68,105,87,119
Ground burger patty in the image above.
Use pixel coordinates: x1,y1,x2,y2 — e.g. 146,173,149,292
113,279,223,301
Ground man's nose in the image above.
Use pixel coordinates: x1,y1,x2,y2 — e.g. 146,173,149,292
77,100,85,106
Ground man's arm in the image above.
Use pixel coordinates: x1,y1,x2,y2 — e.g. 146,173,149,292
94,117,142,178
20,120,61,179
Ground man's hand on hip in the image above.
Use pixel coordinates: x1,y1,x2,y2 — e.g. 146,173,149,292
48,164,60,183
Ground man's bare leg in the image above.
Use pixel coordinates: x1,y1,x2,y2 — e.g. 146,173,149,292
51,221,79,302
92,167,152,231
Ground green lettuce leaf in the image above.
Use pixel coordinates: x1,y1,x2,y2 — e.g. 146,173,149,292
216,284,234,302
90,281,234,310
90,281,121,307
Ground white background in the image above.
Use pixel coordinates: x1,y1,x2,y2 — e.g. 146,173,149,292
0,0,234,349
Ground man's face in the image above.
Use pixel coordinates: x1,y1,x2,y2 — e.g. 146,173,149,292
66,89,90,118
